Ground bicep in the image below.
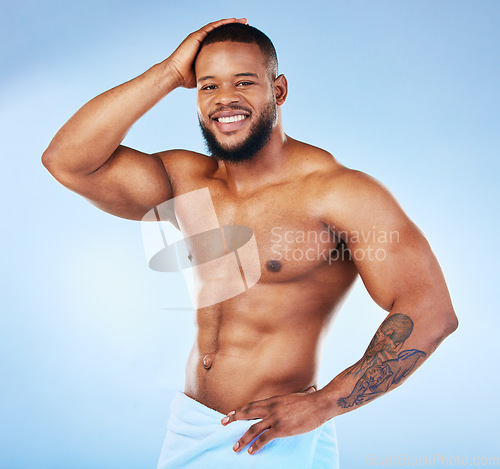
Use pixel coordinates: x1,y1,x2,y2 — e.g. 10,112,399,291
352,220,443,312
64,145,173,220
324,172,450,312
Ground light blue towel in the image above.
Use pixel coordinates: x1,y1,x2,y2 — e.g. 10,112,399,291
157,391,339,468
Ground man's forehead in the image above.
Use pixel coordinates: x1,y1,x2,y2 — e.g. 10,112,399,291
195,41,267,73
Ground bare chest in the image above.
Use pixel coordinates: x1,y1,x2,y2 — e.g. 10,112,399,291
178,183,343,283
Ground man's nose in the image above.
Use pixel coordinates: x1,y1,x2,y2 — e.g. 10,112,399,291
215,86,240,106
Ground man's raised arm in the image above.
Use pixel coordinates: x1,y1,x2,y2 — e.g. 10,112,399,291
42,18,246,220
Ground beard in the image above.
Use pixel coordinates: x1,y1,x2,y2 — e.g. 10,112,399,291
198,100,277,164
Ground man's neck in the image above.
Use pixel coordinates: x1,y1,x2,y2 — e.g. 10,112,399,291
219,127,290,194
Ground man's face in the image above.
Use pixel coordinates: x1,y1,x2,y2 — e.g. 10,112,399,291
195,41,277,163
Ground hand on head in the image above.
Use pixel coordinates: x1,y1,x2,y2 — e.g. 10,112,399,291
167,18,248,89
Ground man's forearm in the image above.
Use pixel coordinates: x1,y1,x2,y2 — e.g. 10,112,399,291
318,310,457,420
42,59,180,175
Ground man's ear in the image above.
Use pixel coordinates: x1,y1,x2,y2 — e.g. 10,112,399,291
273,74,288,105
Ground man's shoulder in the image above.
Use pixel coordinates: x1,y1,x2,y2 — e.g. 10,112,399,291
291,139,379,193
291,140,399,218
155,148,214,167
316,167,408,235
319,166,397,215
155,149,217,177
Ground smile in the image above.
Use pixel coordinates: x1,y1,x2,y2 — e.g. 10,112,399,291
216,115,247,123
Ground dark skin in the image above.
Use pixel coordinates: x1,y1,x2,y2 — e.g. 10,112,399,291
42,19,458,455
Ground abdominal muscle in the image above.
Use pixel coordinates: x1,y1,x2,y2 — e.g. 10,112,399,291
183,281,340,415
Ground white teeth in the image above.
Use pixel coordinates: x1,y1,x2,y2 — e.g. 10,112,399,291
217,115,247,123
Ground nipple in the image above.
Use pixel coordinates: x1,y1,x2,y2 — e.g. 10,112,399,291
202,354,213,370
266,260,282,272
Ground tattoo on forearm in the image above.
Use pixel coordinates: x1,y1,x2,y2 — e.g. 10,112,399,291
340,313,414,379
337,314,426,409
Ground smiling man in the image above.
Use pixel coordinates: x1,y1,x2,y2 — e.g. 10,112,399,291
42,18,458,468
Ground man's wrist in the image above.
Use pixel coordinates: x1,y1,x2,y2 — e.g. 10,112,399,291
145,60,183,96
315,387,341,421
156,59,186,90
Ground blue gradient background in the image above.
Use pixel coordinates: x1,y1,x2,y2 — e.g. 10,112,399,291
1,1,498,467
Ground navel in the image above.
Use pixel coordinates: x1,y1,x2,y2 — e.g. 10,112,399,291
202,354,213,370
266,260,282,273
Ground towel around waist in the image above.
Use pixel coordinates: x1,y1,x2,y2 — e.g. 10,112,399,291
157,391,339,468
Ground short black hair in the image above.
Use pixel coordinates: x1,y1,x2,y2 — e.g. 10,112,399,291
197,23,278,80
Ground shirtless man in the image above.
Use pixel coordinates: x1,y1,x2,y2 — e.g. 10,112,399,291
42,18,458,467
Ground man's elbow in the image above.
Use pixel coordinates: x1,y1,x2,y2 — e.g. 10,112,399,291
41,143,59,175
42,142,74,184
432,309,459,343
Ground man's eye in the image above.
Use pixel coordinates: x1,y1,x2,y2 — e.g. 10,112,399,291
236,81,253,87
202,85,217,91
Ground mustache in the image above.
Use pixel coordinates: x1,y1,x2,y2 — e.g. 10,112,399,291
208,105,252,120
